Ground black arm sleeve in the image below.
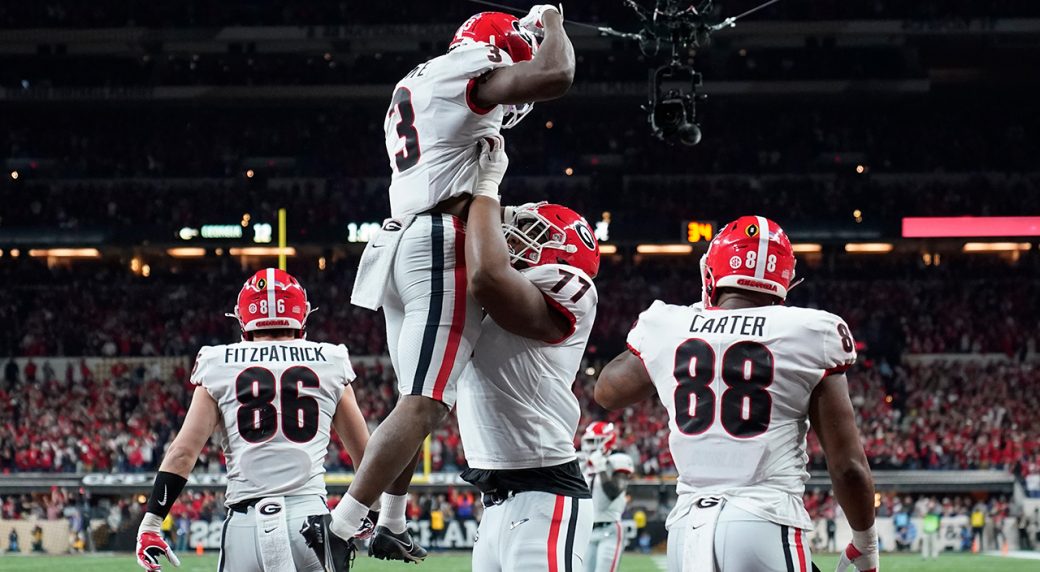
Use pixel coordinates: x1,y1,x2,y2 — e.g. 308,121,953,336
145,471,188,518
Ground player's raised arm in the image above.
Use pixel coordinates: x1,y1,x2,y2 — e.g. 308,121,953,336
596,349,656,410
472,6,575,107
136,386,220,571
466,138,571,342
809,374,879,572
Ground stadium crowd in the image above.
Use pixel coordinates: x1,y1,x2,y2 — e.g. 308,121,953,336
5,174,1040,243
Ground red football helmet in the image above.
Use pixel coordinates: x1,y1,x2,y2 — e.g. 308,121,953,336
581,421,618,455
450,12,538,64
504,201,601,278
229,268,313,340
701,216,797,307
450,12,539,129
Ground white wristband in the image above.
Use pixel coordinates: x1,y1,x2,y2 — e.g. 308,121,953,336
140,512,163,533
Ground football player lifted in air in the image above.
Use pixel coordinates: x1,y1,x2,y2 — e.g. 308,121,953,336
596,217,879,572
136,269,370,572
582,422,635,572
343,3,575,563
453,137,600,571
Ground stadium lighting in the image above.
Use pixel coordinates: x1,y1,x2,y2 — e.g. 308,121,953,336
166,247,207,258
844,243,893,254
229,247,297,256
962,242,1032,253
636,244,693,255
28,248,101,258
791,243,822,253
599,244,618,255
9,170,18,180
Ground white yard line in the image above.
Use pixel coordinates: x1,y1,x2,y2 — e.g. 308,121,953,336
653,555,670,571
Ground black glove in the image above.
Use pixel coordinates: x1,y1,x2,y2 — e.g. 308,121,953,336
300,514,356,572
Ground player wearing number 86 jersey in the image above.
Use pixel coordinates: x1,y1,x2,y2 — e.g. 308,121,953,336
135,269,371,572
597,217,878,572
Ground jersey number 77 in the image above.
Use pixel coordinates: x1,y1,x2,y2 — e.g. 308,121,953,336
672,339,774,438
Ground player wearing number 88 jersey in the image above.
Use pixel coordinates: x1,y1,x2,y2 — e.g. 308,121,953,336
135,269,371,572
597,217,878,572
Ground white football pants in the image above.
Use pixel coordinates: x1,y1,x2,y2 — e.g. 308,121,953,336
667,504,813,572
473,491,593,572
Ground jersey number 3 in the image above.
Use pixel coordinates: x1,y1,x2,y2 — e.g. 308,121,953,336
672,339,774,438
235,366,320,443
390,87,421,172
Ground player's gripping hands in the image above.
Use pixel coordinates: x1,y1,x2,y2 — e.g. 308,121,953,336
136,513,181,571
519,4,563,36
835,526,879,572
475,134,508,200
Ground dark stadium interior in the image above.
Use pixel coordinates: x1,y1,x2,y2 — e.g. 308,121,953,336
2,0,1039,565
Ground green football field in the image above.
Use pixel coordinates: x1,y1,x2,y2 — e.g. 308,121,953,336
0,552,1038,571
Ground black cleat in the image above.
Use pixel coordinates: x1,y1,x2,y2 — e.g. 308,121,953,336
301,514,356,572
368,525,428,563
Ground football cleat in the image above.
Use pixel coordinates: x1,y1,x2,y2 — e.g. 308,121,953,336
301,514,356,572
368,525,428,563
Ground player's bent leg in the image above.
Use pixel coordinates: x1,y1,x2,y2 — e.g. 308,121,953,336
714,504,813,572
348,395,448,506
219,507,263,572
390,213,482,408
500,492,592,572
665,512,688,572
472,500,505,572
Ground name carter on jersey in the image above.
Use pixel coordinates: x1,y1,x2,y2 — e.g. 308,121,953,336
223,345,328,364
688,314,767,337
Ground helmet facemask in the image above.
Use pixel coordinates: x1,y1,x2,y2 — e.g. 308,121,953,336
503,202,576,268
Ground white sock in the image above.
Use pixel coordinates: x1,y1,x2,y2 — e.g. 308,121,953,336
377,493,408,534
329,494,370,538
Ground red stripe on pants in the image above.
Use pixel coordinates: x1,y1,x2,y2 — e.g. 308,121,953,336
547,495,566,572
431,217,466,401
794,528,807,572
608,521,623,572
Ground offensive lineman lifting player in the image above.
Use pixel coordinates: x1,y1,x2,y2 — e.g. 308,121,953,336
596,217,879,572
456,138,600,572
341,3,576,564
135,269,370,571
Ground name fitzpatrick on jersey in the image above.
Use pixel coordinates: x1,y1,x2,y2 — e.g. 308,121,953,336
223,345,328,364
689,314,767,337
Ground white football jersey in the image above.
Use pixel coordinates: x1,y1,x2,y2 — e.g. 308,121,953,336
627,301,856,529
587,452,635,523
384,43,512,218
457,264,598,470
190,339,356,505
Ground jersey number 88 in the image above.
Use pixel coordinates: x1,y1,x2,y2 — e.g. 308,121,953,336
672,339,774,438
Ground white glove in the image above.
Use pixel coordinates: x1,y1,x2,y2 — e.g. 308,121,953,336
588,450,608,473
835,526,879,572
475,134,508,200
519,4,562,37
136,513,180,571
